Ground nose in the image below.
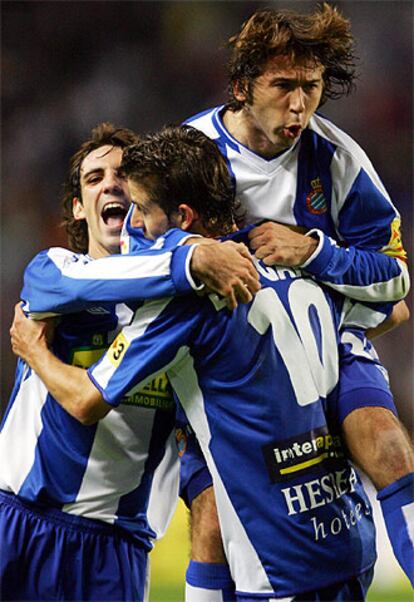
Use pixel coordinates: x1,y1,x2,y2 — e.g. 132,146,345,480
103,171,124,194
289,87,305,114
131,206,144,229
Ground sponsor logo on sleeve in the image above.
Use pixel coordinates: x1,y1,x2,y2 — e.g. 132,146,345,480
383,218,407,262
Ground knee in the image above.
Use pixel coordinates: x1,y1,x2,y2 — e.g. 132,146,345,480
342,407,414,489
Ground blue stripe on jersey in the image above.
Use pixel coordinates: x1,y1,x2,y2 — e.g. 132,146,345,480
18,395,97,504
295,129,336,236
339,168,397,249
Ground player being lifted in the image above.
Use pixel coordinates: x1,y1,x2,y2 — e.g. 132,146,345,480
11,124,414,601
181,4,413,597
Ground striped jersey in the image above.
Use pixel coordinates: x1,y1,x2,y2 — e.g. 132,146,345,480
0,242,196,548
87,239,376,596
21,228,197,317
186,106,410,326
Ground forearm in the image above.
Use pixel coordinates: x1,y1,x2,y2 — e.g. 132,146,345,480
27,344,109,424
366,300,410,339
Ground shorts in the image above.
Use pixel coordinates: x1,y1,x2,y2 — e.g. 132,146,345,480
333,327,398,425
236,567,374,601
176,406,213,508
0,490,148,601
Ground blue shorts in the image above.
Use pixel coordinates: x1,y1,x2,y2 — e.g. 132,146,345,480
0,490,148,601
176,407,213,508
333,328,398,424
236,567,374,601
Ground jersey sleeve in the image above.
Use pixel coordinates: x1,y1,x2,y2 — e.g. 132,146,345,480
301,226,409,303
300,139,410,302
87,296,199,406
21,230,200,316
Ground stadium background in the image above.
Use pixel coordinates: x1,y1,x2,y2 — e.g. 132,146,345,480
1,1,412,600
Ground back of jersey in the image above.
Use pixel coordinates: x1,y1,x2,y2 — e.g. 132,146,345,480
169,263,376,596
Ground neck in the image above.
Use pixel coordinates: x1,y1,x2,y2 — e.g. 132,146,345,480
87,242,117,259
222,108,288,159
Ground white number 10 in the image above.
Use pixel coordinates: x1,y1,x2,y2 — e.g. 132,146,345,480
247,280,338,406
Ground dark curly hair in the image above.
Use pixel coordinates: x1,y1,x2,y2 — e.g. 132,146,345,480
227,3,357,110
61,122,139,253
121,125,237,237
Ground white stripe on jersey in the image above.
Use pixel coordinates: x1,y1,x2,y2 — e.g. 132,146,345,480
0,368,47,492
146,430,180,540
62,405,158,522
402,502,414,547
169,354,274,595
47,247,173,281
324,263,409,303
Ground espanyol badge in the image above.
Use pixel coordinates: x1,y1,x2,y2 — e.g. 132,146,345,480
306,177,327,215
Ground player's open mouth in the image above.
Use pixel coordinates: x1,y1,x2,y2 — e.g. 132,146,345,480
283,125,302,139
101,202,129,228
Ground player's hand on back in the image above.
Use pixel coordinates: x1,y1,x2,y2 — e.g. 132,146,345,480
249,222,318,267
190,240,261,310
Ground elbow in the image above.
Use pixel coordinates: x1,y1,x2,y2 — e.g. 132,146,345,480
70,400,100,425
68,393,109,425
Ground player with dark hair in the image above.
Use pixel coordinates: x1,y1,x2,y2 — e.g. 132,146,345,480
1,117,262,600
0,121,251,601
11,124,413,601
183,4,413,597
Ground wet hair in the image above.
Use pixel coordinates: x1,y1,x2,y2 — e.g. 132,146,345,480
121,125,237,236
227,2,357,110
62,122,139,253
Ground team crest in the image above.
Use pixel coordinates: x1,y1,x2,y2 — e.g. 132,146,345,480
306,177,327,215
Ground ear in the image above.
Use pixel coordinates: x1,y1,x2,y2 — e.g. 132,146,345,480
233,79,248,103
177,204,198,231
72,197,86,221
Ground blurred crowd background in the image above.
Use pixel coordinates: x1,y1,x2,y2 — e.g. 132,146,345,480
3,0,412,428
1,1,413,598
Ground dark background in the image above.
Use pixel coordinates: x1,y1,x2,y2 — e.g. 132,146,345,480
1,1,413,430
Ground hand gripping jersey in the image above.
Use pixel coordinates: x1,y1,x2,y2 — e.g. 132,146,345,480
0,247,191,549
186,106,410,327
87,255,377,597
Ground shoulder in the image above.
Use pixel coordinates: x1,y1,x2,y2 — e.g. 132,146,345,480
185,105,223,139
26,247,86,270
308,114,371,166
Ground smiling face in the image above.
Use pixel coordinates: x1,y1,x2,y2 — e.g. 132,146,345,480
73,145,130,258
231,55,324,157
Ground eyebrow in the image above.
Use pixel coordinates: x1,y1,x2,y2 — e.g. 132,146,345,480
80,166,123,181
80,167,104,180
271,76,322,84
